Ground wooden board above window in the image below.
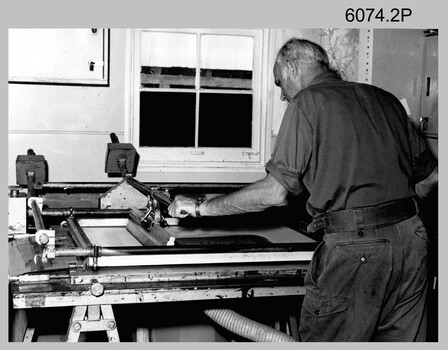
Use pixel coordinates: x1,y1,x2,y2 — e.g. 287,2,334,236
8,28,109,86
140,67,252,90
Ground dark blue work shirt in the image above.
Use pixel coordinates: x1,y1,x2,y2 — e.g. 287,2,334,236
266,72,437,217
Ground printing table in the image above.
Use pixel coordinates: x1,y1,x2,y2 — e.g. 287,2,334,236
9,205,317,342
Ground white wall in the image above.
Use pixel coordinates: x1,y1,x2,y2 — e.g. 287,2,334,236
372,29,425,126
371,29,437,158
8,29,127,184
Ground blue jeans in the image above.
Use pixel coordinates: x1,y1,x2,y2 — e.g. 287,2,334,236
299,201,428,342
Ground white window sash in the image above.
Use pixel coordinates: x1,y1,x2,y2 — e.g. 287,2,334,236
125,28,272,181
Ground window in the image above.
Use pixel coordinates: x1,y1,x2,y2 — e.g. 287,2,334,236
128,29,269,181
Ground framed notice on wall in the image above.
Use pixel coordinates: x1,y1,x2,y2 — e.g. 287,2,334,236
8,28,109,86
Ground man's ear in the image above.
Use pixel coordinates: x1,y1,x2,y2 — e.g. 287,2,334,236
287,61,298,79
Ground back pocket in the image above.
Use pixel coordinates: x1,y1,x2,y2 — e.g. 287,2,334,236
335,239,390,264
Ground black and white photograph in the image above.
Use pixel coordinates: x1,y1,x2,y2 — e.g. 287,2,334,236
3,0,444,345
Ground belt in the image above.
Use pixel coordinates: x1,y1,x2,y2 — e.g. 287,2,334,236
307,198,417,233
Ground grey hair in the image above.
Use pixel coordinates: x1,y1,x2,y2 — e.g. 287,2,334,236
276,38,330,79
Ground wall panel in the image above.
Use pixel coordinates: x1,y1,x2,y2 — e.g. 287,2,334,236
8,29,127,184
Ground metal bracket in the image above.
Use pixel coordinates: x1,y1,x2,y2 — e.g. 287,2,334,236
27,197,43,211
66,305,119,342
38,229,56,262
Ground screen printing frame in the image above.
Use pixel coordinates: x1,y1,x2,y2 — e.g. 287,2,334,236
72,216,317,269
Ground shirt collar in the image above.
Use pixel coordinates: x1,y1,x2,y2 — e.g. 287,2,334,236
308,71,341,87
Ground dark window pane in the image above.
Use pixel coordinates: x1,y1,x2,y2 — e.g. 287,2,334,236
140,92,196,147
198,93,252,147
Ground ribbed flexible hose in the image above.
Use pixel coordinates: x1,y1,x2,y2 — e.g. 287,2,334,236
204,308,297,342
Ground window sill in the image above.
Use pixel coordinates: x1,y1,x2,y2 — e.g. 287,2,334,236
133,164,266,183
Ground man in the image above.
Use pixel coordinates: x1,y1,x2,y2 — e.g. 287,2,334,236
168,38,438,341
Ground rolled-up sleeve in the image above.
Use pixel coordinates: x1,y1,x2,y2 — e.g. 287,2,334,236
406,118,437,183
265,101,313,196
410,144,437,184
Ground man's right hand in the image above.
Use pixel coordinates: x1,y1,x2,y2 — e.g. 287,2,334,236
168,195,197,218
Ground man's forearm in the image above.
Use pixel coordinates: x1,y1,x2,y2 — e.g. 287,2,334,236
200,174,288,216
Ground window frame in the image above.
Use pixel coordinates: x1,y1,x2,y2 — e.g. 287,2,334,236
126,28,271,182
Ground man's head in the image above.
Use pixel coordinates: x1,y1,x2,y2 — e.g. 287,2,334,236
274,38,330,101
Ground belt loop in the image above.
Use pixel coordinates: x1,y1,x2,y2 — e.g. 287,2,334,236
412,198,419,214
353,209,364,230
